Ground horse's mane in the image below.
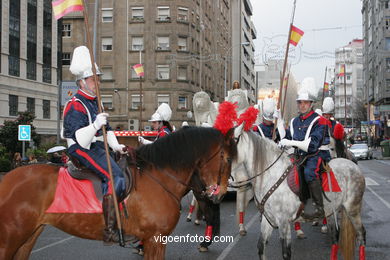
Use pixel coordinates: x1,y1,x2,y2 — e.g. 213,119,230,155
136,126,224,171
245,131,288,175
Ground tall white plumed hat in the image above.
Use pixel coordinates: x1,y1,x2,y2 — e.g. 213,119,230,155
322,97,335,114
297,77,316,102
69,46,102,80
149,103,172,122
262,98,275,121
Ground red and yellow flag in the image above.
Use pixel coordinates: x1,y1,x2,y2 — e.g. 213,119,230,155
289,25,304,46
52,0,84,20
339,64,345,77
324,82,329,91
132,64,144,77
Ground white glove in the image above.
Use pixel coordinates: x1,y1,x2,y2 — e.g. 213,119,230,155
138,136,152,145
279,138,311,152
273,109,281,119
107,131,126,154
93,113,109,130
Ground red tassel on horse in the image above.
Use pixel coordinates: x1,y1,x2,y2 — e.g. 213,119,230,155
214,101,237,135
333,123,345,140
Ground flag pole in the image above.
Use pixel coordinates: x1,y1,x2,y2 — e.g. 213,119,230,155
321,66,328,105
139,51,143,131
272,0,297,140
281,67,291,118
343,48,347,128
81,0,125,246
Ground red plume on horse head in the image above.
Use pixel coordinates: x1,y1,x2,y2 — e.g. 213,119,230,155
237,106,259,131
333,123,345,140
213,101,237,135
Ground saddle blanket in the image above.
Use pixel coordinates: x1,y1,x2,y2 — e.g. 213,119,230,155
46,167,103,214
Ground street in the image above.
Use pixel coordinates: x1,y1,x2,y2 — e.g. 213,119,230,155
30,159,390,260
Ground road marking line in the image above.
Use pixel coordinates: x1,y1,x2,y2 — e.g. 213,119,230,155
366,186,390,210
216,212,260,260
365,177,379,186
31,236,74,254
376,160,390,166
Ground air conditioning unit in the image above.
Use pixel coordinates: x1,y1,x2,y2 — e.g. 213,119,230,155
128,119,139,131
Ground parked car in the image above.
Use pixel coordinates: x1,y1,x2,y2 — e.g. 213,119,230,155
349,143,373,160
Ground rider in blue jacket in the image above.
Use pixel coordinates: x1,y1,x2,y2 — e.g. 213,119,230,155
63,46,131,244
279,90,327,220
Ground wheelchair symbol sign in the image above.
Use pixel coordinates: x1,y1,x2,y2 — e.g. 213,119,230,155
18,125,31,141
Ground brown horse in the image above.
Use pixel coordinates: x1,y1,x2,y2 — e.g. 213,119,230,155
0,126,237,260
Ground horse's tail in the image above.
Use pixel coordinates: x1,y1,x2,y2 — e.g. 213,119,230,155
339,207,356,260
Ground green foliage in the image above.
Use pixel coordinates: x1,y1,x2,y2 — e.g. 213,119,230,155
0,111,41,159
0,145,11,172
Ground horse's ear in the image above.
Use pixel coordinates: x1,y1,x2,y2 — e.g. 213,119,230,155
234,123,244,139
224,127,235,142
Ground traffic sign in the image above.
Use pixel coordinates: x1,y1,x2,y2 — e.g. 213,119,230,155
18,125,31,141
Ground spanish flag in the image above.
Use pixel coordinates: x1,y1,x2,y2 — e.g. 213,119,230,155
289,25,304,46
132,64,144,77
339,64,345,77
52,0,84,20
324,82,329,91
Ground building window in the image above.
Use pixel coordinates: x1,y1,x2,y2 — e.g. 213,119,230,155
102,8,113,22
43,99,50,119
101,67,113,80
177,7,188,22
27,97,35,115
178,36,187,51
132,36,143,51
27,0,37,80
178,96,187,109
178,66,187,80
157,36,169,50
9,95,18,116
9,0,20,77
42,0,52,83
102,95,113,110
386,79,390,92
157,94,170,106
102,37,113,51
62,52,71,66
346,75,351,80
131,94,143,109
157,65,170,79
131,7,144,20
157,6,170,21
62,24,71,37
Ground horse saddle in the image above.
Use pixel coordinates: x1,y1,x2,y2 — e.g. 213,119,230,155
287,157,341,202
46,150,136,214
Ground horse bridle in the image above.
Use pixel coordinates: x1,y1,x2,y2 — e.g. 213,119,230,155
138,141,229,206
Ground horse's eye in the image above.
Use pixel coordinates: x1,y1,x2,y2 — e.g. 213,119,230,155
227,158,232,163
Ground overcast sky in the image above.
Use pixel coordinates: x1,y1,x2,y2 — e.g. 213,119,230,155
251,0,362,92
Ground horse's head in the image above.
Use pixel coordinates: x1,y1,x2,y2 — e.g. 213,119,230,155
195,128,237,204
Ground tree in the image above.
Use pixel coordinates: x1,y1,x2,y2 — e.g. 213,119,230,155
0,111,41,160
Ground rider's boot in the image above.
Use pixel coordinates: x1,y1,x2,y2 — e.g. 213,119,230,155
103,194,138,246
302,179,325,221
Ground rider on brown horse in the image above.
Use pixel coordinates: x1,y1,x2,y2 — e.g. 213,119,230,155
63,46,131,245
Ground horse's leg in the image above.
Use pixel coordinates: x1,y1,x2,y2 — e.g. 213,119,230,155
186,194,197,222
278,221,292,260
194,199,202,225
327,215,340,260
236,185,254,236
13,225,45,260
257,215,273,260
197,200,220,252
143,239,166,260
343,206,366,260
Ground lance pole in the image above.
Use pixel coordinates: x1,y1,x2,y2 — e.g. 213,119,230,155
321,66,328,105
81,0,125,247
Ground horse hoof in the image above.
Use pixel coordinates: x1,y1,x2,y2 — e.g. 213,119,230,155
194,220,200,225
321,225,328,234
186,217,191,222
296,229,306,239
239,230,247,236
198,245,208,252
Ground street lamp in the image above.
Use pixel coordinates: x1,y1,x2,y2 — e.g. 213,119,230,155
224,42,250,97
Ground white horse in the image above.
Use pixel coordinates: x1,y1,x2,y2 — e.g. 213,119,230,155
233,124,366,260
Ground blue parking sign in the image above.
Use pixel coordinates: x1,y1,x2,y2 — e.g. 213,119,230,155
18,125,31,141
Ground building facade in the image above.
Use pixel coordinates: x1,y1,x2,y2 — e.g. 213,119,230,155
255,60,298,123
362,0,390,137
231,0,257,104
61,0,232,130
0,0,60,141
334,39,364,129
